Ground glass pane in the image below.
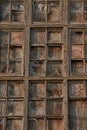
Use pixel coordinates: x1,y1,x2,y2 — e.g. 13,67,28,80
71,31,83,44
47,61,62,77
68,81,85,97
84,2,87,21
70,1,83,23
29,82,45,98
71,61,84,74
0,31,9,45
47,46,62,60
0,47,8,61
9,47,22,59
47,82,63,98
48,28,62,43
28,119,45,130
0,1,10,22
29,101,45,115
30,61,45,77
71,45,83,59
30,47,45,60
30,29,46,45
47,100,62,116
0,81,6,97
6,119,23,130
0,62,7,73
10,32,23,45
11,2,24,22
47,1,61,23
8,81,24,97
47,119,63,130
9,62,22,74
84,31,87,43
33,2,46,22
0,101,5,115
7,100,24,116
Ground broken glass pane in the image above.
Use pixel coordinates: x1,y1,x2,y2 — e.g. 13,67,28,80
71,60,84,74
48,28,62,43
30,47,45,60
48,1,61,23
71,31,83,44
47,61,62,77
70,1,83,23
47,46,62,60
33,2,46,21
47,82,63,98
30,61,45,77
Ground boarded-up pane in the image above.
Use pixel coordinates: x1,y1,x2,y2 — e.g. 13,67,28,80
48,29,62,43
29,101,45,115
30,61,45,77
47,119,63,130
7,100,24,116
71,61,84,74
8,82,24,97
47,82,62,98
47,46,62,60
70,1,83,23
47,100,62,116
0,81,6,97
11,2,24,22
47,61,62,77
0,2,10,21
30,47,45,60
69,101,87,130
28,119,45,130
33,1,46,21
68,81,85,97
0,101,5,115
71,31,83,44
29,82,45,98
6,119,23,130
71,45,83,59
47,1,61,23
30,29,46,45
